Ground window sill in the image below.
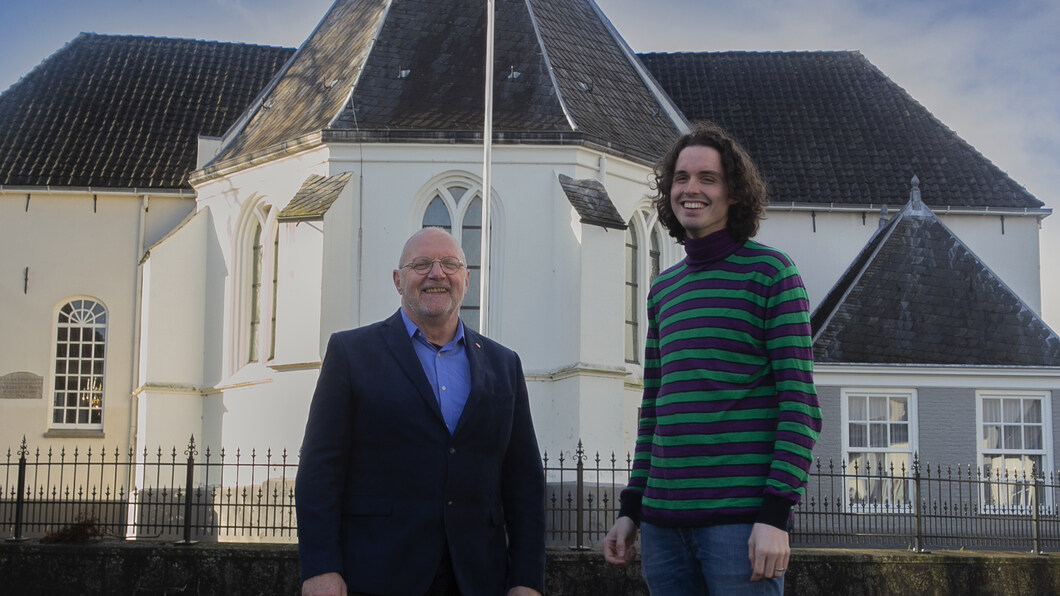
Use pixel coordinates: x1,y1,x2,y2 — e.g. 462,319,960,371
43,429,105,439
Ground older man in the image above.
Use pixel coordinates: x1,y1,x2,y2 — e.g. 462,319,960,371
297,227,545,596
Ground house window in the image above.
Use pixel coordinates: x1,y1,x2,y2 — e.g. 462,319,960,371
52,299,107,428
625,225,639,363
978,391,1051,509
842,389,917,508
419,182,492,332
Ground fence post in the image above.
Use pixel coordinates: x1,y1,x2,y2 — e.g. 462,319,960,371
1032,465,1043,555
573,440,588,550
911,452,925,553
6,437,29,542
176,435,198,545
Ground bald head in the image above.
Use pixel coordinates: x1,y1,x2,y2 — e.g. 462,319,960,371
398,227,466,268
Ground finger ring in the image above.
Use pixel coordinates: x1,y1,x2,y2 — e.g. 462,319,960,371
775,568,785,572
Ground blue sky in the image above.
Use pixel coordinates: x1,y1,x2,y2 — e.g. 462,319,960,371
2,0,1057,328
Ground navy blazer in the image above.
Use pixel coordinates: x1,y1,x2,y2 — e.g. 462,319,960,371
296,310,546,595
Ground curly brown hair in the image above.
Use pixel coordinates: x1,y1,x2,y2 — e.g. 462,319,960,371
652,121,768,244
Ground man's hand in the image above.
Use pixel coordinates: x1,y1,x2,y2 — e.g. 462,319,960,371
302,572,347,596
747,522,789,582
507,587,542,596
603,516,638,566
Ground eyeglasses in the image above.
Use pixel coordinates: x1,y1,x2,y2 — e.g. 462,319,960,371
400,257,465,275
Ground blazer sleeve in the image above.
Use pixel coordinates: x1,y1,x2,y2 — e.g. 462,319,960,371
500,352,546,592
295,332,355,582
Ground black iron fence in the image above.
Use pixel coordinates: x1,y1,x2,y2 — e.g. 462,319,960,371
5,436,1060,552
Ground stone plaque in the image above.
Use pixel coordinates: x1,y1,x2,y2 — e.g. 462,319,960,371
0,371,43,400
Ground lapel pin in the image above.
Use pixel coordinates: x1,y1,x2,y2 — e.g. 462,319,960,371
475,342,481,349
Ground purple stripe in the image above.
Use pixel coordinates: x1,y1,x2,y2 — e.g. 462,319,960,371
657,396,777,415
652,443,774,458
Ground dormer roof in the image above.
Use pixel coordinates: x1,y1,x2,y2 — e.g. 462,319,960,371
812,177,1060,366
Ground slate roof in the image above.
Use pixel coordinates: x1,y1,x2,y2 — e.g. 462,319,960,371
812,177,1060,367
557,174,626,230
0,33,294,189
639,51,1043,211
212,0,683,167
277,172,354,222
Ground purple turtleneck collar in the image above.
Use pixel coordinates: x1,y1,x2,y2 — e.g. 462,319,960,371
684,228,742,267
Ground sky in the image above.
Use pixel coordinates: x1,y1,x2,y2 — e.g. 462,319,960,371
1,0,1058,329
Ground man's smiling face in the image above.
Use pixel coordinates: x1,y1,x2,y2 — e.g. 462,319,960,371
669,144,734,240
393,228,469,327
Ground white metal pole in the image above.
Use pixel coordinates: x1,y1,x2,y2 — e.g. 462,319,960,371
480,0,495,335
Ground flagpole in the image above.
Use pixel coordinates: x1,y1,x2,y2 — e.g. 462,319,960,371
480,0,494,335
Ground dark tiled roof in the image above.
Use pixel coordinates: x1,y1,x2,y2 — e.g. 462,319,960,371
639,51,1043,210
277,172,354,222
215,0,682,166
0,33,293,189
557,174,626,230
812,178,1060,367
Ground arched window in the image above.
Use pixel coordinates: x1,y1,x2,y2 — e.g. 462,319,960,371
625,225,639,364
52,299,107,428
650,226,662,283
269,228,279,361
234,201,278,370
249,220,264,363
418,180,497,333
626,209,673,367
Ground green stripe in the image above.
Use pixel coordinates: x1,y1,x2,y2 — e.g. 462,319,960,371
654,431,777,447
650,453,774,468
642,496,763,511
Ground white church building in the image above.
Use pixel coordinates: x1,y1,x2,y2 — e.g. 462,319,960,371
2,0,1058,492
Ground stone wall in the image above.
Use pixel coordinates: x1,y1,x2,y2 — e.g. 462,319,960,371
2,542,1060,595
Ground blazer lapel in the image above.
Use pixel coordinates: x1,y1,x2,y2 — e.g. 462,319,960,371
380,310,445,424
455,327,490,435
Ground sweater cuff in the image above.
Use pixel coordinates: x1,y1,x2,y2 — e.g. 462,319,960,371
617,490,643,525
755,494,794,531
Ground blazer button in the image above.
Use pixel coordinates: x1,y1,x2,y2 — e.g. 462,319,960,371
447,500,453,506
449,447,456,454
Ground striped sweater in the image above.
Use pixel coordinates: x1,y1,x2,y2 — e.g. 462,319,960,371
619,229,822,530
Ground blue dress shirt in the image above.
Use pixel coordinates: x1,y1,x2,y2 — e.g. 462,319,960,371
400,310,472,434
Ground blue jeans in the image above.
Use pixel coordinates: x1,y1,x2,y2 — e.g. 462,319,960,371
640,522,784,596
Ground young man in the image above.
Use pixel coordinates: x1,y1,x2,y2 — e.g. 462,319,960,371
604,122,822,595
297,228,545,596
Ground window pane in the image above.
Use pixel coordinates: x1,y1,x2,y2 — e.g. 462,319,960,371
889,397,908,422
983,398,1001,423
1003,399,1021,423
1003,425,1022,450
449,185,468,204
423,196,452,229
462,194,482,226
869,396,887,421
1024,399,1042,424
983,425,1001,450
1025,426,1043,451
890,424,909,448
869,423,888,448
848,396,867,421
849,423,867,448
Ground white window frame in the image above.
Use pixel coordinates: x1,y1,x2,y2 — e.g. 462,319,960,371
50,298,108,429
840,388,918,511
412,172,504,335
625,206,673,367
231,198,280,372
976,390,1053,512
